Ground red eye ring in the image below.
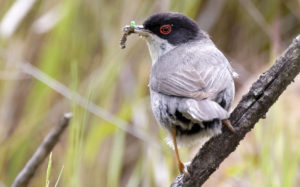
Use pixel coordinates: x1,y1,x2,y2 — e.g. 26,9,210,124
160,24,172,35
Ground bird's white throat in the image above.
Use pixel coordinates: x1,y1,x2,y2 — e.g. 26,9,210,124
145,34,176,64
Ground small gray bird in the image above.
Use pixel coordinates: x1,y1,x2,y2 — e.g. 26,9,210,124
122,12,236,173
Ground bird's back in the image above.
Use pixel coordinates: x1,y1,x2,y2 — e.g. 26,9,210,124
149,39,235,146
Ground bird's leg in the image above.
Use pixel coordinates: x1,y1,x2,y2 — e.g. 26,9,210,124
222,119,235,132
171,128,185,173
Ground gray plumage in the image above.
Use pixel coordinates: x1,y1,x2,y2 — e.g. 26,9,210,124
149,39,235,146
126,12,236,147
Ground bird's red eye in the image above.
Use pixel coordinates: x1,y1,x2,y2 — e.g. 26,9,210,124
160,24,172,35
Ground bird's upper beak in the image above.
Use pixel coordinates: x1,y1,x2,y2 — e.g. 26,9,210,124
123,25,150,37
132,25,150,36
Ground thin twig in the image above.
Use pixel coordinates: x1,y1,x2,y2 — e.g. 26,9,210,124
18,62,160,149
12,113,72,187
0,45,160,149
171,35,300,187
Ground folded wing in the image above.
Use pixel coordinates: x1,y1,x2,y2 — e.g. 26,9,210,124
150,43,234,101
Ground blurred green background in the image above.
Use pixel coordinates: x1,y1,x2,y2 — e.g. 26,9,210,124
0,0,300,186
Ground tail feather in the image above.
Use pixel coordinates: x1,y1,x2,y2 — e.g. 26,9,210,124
178,99,229,122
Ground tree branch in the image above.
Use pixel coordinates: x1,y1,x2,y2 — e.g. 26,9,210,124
12,113,72,187
171,34,300,187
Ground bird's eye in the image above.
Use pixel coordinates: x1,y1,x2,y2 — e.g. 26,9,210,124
160,24,172,35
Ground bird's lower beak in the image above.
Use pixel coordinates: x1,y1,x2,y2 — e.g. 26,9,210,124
123,25,150,37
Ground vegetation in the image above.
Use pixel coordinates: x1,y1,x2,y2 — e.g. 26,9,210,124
0,0,299,186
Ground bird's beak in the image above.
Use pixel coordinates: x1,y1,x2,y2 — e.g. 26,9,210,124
132,25,150,36
123,25,150,37
120,24,150,49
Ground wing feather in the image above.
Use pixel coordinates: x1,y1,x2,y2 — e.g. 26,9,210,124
150,42,234,100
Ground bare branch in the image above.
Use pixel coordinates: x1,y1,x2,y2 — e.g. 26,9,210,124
171,35,300,187
12,113,72,187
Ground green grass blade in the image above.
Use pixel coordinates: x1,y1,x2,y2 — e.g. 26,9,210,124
54,165,64,187
45,152,52,187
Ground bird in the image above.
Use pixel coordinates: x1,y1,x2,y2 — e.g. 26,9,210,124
122,12,236,174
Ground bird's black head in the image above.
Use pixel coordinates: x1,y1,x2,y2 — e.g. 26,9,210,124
142,12,207,45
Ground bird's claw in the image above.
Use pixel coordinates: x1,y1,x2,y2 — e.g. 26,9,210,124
181,162,191,177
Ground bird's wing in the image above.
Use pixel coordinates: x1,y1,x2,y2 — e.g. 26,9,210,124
150,42,234,100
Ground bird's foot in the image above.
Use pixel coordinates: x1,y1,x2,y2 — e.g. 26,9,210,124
178,160,190,176
182,162,191,177
222,119,235,132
